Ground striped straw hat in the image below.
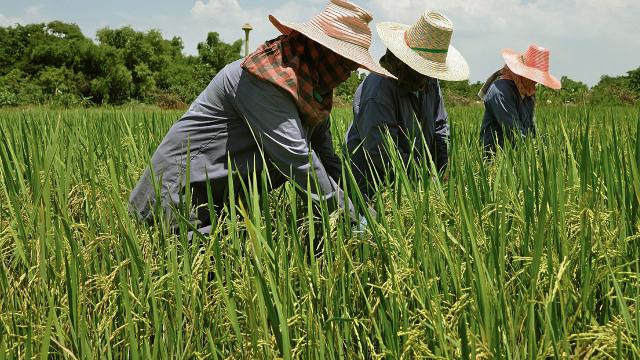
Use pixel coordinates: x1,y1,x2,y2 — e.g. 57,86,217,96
269,0,392,77
376,11,469,81
502,44,561,89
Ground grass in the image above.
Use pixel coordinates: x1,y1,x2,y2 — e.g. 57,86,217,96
0,105,639,359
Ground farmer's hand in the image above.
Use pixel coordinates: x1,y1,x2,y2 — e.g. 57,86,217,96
352,215,368,235
352,206,376,234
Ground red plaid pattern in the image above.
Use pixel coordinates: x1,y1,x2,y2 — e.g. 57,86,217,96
242,32,356,127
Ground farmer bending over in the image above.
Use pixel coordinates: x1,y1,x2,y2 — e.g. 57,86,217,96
129,0,389,234
345,11,469,198
479,44,561,155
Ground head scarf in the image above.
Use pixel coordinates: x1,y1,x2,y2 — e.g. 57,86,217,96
242,32,357,127
500,65,537,98
380,50,429,92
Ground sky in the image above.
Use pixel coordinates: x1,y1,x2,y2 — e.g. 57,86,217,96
1,0,639,86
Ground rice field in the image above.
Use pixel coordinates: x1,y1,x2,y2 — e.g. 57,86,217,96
0,105,639,359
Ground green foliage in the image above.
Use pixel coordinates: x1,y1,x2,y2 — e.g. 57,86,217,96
0,22,242,107
157,61,217,106
440,74,637,106
0,86,18,106
335,71,366,103
197,32,243,73
132,63,156,100
589,75,637,105
0,68,45,104
90,64,133,104
440,80,483,105
96,27,184,74
0,20,636,108
537,76,589,105
627,67,640,95
37,66,79,95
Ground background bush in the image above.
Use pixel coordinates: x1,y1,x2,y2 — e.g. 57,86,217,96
0,22,241,107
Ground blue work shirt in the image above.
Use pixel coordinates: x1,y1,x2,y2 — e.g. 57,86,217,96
480,79,536,152
345,73,449,196
129,59,354,231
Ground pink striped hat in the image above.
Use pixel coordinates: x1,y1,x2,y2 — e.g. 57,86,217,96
269,0,392,77
502,44,561,89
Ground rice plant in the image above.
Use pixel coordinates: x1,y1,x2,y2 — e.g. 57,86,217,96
0,105,639,359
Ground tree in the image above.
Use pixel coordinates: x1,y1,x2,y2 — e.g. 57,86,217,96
89,63,132,104
96,27,183,73
0,68,44,105
5,18,632,108
537,76,589,105
628,67,640,95
440,80,483,106
0,23,49,75
197,32,242,73
335,71,366,103
132,63,156,100
38,66,80,95
589,75,636,105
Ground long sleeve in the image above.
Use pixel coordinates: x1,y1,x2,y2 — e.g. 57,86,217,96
354,97,408,178
484,86,525,145
433,82,450,172
308,118,342,182
234,73,357,219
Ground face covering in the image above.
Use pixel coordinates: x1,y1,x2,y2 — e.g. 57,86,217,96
380,50,429,92
243,31,358,126
500,64,537,98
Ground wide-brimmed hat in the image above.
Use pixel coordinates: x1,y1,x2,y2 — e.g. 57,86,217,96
376,11,469,81
502,44,561,89
269,0,392,77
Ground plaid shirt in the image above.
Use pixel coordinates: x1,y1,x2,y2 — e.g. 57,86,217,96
242,32,355,127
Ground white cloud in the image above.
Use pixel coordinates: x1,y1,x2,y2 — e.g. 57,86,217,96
192,0,245,19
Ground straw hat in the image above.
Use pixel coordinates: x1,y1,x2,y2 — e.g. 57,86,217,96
376,11,469,81
269,0,392,77
502,44,561,89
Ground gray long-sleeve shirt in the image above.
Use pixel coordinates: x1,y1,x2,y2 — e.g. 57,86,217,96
129,59,351,228
345,73,449,196
480,79,536,152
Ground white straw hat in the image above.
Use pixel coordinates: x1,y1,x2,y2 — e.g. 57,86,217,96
376,11,470,81
269,0,393,77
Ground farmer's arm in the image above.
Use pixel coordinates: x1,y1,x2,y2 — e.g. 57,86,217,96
485,85,525,144
235,74,357,219
355,97,407,176
433,81,450,173
308,117,342,183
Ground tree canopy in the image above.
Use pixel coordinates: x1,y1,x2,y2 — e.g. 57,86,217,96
0,21,637,108
0,21,242,107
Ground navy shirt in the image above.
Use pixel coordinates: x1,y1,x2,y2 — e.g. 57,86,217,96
345,73,449,196
480,79,536,152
